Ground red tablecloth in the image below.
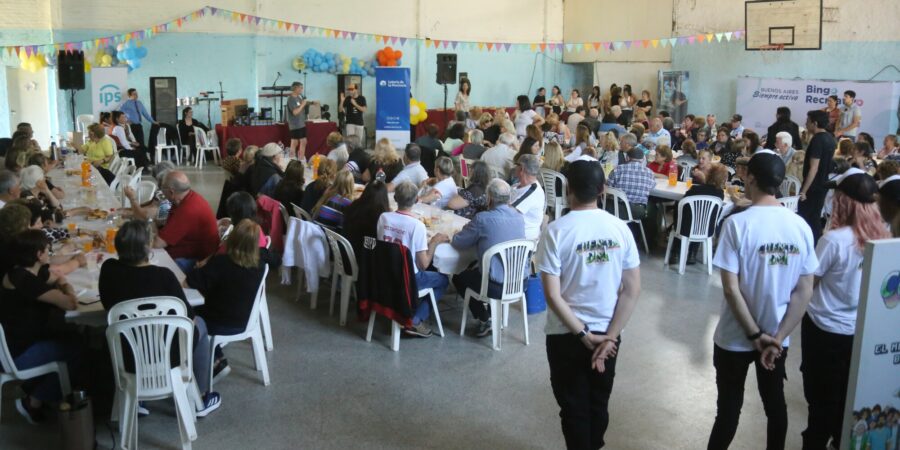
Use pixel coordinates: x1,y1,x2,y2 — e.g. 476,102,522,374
215,121,338,158
414,107,516,139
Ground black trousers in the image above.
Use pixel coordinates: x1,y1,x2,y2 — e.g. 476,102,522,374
547,333,619,450
452,267,503,322
800,314,853,449
798,189,826,244
129,123,145,148
708,345,789,450
119,148,151,169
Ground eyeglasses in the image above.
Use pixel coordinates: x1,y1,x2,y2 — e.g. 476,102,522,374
347,88,356,91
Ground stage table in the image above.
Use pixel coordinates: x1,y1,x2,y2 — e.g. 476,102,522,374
414,107,517,140
215,121,338,158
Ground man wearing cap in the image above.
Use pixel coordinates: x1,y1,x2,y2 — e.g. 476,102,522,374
340,83,367,148
707,152,818,450
537,160,641,450
799,110,837,243
802,168,889,449
607,145,655,220
729,114,744,139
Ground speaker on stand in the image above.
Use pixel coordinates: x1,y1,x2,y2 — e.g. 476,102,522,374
57,50,85,131
436,53,457,126
150,77,178,125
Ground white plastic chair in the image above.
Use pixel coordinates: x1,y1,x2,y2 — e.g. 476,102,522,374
106,297,199,450
208,264,270,389
194,128,220,169
76,114,94,143
117,167,144,207
365,288,440,351
0,324,72,423
780,195,800,212
155,128,180,165
459,239,534,351
539,168,568,220
780,175,801,198
322,228,359,327
135,180,157,204
602,187,650,254
664,195,723,275
291,202,312,221
108,156,123,176
258,237,274,351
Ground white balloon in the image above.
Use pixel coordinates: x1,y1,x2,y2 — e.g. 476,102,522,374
410,105,420,116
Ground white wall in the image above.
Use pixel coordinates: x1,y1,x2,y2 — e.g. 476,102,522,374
563,0,672,63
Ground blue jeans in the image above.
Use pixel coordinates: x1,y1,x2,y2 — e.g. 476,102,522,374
413,270,448,325
175,258,197,274
10,340,82,403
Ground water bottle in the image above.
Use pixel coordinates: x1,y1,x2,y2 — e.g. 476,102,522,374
668,163,678,187
375,168,386,184
50,141,57,161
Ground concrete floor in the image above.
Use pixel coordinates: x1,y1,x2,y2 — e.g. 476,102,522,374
0,167,809,449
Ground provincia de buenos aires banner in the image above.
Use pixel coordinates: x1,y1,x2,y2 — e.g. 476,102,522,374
736,77,900,145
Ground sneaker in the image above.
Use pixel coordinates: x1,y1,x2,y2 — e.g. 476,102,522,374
195,392,221,418
137,402,150,417
15,398,44,425
403,322,433,338
212,359,231,383
475,320,493,338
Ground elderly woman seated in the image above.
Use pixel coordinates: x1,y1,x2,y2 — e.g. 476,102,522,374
325,132,349,167
248,143,285,196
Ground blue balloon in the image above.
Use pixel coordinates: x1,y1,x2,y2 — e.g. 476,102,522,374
136,47,148,58
318,62,328,72
122,48,134,60
129,59,141,69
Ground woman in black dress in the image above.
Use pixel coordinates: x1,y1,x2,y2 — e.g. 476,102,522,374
177,107,210,163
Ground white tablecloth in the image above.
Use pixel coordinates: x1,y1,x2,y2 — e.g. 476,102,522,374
409,203,477,275
649,178,735,216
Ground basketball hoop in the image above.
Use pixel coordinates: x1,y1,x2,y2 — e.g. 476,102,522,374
759,44,785,64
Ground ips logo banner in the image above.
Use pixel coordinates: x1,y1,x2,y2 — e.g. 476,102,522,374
91,67,128,117
98,84,122,107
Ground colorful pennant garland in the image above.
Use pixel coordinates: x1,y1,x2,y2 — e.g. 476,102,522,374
0,5,745,61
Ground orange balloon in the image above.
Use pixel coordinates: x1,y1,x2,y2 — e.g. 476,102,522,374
395,50,403,60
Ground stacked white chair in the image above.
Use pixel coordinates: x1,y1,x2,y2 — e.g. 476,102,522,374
459,239,534,351
155,128,181,165
0,324,72,423
194,128,221,169
75,114,94,143
780,175,801,198
664,195,724,275
780,195,800,212
106,297,201,450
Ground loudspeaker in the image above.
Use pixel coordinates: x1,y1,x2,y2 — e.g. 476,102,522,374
150,77,178,125
57,51,85,90
436,53,457,85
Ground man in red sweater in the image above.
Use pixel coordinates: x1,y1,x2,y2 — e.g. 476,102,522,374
154,170,219,273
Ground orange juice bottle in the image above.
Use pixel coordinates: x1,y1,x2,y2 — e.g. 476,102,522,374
80,160,91,187
312,154,321,180
667,164,677,186
105,228,117,253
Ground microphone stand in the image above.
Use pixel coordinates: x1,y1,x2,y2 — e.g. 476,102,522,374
272,73,282,123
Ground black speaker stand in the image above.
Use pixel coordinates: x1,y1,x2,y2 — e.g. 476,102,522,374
68,90,77,132
443,83,449,126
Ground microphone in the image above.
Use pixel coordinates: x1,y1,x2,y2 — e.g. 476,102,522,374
277,71,282,76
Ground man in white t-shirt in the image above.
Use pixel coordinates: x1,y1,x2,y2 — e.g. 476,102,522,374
376,181,450,338
417,156,458,209
510,154,545,240
707,152,818,450
388,144,428,192
536,160,641,450
481,133,518,177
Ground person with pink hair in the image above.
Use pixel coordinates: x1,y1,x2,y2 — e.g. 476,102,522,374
800,168,890,448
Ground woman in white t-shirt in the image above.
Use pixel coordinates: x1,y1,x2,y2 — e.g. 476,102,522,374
454,79,471,115
801,169,890,449
565,89,583,113
418,156,458,209
537,160,641,449
708,152,818,450
514,95,538,138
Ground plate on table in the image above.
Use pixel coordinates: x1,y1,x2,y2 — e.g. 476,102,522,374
85,209,109,221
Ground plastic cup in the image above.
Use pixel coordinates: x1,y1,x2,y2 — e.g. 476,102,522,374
82,240,93,252
105,228,117,253
67,223,77,233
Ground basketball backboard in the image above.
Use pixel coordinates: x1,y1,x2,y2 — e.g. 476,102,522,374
745,0,822,50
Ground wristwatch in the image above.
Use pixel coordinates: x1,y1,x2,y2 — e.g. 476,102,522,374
747,330,763,341
575,324,590,339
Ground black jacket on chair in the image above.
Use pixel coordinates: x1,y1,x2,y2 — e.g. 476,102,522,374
356,239,419,327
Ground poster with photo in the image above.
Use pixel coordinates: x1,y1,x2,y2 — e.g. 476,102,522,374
842,238,900,450
657,71,690,124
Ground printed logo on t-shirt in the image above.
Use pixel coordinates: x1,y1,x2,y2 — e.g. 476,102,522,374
576,239,621,264
757,243,800,266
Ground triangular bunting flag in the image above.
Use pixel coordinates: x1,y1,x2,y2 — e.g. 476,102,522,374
688,36,696,44
486,42,494,50
441,41,448,49
668,38,677,47
613,41,624,50
530,43,538,52
341,31,349,39
478,42,486,51
695,34,704,43
724,32,733,41
425,40,432,48
715,33,723,42
624,40,632,49
591,42,600,51
400,37,407,45
734,30,743,39
434,40,441,48
582,42,591,51
642,40,650,48
504,42,511,52
706,33,714,42
565,43,573,52
451,41,458,49
390,36,398,44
